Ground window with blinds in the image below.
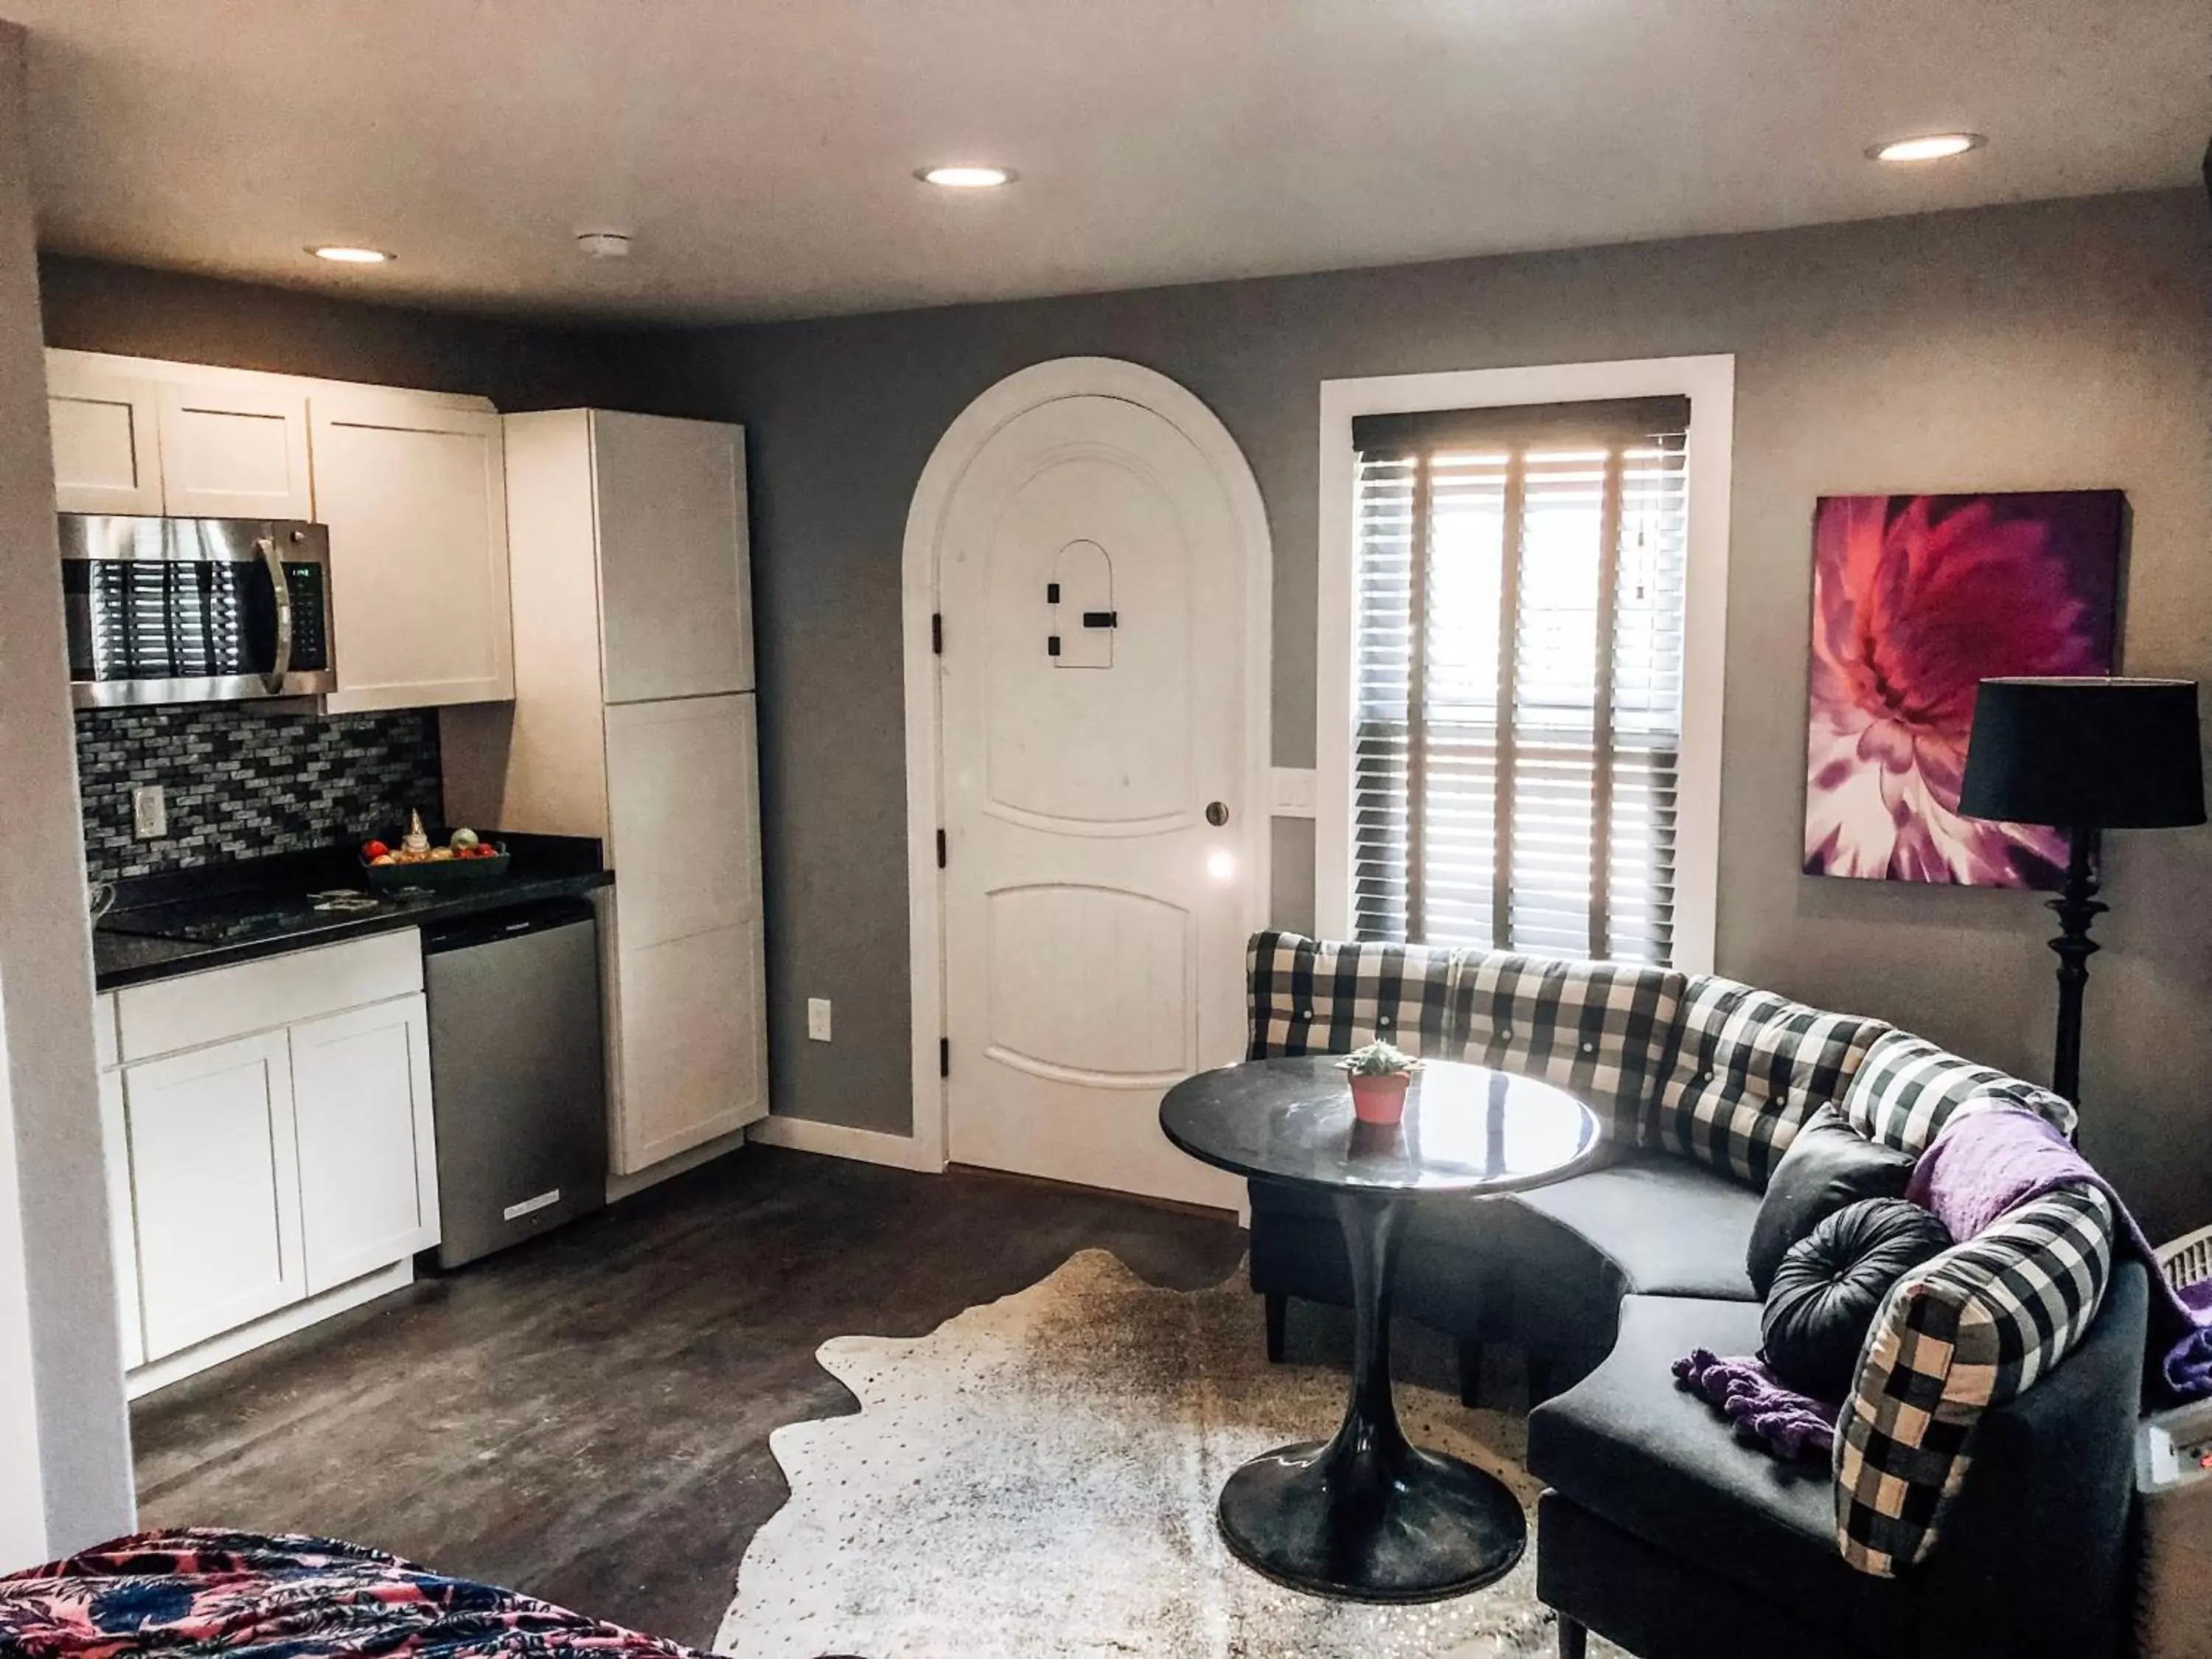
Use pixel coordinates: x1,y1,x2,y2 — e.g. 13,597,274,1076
1350,396,1691,964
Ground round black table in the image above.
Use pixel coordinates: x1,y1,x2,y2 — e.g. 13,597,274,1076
1159,1054,1603,1603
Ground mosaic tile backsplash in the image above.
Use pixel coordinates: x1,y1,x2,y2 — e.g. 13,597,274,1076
76,706,444,883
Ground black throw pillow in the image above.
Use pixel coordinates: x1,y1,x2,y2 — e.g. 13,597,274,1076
1761,1197,1954,1400
1746,1103,1918,1297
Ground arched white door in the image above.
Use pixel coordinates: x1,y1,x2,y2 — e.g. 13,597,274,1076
914,361,1267,1206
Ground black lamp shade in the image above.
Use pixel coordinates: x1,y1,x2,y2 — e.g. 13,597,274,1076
1960,678,2206,830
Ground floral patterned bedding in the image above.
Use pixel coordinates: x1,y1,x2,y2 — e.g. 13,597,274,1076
0,1530,706,1659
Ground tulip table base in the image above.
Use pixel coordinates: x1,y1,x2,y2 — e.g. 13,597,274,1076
1214,1190,1525,1602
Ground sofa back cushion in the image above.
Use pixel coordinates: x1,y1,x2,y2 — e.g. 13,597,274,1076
1841,1031,2080,1157
1245,931,1466,1060
1458,950,1686,1142
1648,977,1890,1188
1834,1182,2116,1576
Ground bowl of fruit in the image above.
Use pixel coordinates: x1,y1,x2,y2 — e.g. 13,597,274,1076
361,810,511,893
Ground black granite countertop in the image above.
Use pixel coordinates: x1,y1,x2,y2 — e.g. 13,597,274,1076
93,834,611,991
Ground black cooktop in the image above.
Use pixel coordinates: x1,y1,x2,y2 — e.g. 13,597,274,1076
100,888,400,947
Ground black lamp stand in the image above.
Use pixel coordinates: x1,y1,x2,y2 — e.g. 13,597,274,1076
2047,827,2104,1109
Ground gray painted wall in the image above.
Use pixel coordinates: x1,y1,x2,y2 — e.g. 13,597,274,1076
625,189,2212,1239
38,253,636,411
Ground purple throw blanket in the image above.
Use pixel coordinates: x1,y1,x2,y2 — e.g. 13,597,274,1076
1672,1349,1838,1463
1907,1103,2212,1403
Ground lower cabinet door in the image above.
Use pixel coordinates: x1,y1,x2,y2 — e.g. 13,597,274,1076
97,1067,145,1371
124,1032,305,1360
612,921,768,1174
289,995,439,1293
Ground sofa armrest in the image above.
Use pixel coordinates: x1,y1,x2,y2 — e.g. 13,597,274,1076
1915,1257,2147,1659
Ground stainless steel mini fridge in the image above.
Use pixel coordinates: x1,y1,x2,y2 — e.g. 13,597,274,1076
422,897,607,1267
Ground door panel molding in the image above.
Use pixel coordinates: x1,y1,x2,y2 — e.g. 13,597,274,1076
981,1048,1191,1091
980,801,1194,838
901,358,1271,1178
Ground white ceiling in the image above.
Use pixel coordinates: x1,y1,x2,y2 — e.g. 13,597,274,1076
13,0,2209,324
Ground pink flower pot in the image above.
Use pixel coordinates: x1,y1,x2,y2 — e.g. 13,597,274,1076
1348,1071,1411,1125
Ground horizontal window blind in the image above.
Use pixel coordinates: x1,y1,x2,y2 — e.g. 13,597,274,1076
1352,396,1689,964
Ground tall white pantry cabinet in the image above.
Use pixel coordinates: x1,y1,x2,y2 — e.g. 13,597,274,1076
442,410,768,1175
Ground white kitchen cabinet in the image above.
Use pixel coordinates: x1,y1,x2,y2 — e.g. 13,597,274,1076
311,387,515,712
604,695,767,1169
97,1065,144,1372
156,379,314,521
46,349,514,713
46,356,163,514
102,933,441,1391
611,925,766,1172
288,995,439,1293
122,1030,305,1360
592,411,752,703
442,408,766,1177
94,992,142,1371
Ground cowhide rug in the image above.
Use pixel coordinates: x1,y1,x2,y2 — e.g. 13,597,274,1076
717,1249,1624,1659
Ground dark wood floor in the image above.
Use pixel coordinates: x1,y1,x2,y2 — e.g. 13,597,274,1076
133,1145,1248,1649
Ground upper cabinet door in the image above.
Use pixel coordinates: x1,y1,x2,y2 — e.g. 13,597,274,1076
46,355,164,514
156,380,314,520
592,411,753,703
311,388,515,712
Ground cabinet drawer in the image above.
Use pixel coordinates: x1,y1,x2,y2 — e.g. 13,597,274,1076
117,930,423,1062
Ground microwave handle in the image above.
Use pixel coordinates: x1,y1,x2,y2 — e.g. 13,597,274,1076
257,535,293,695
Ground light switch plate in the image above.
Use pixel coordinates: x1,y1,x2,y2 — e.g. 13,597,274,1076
131,783,166,840
1270,768,1317,818
807,997,833,1042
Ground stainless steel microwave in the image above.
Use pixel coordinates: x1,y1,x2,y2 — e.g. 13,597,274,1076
60,515,338,708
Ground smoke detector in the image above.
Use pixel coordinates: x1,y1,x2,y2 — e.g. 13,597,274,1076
575,229,633,260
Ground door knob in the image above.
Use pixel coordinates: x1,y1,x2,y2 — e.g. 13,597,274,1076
1206,801,1229,827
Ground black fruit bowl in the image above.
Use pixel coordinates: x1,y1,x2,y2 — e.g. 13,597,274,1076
361,846,511,893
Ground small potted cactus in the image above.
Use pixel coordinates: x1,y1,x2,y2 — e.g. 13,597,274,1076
1340,1040,1420,1125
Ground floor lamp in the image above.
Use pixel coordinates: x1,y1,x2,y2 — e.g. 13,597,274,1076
1958,677,2205,1107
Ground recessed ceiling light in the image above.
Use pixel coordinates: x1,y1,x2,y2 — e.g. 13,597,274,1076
308,245,393,263
917,165,1015,189
1868,133,1986,164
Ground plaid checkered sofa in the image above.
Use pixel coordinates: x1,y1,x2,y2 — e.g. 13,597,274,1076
1242,932,2149,1659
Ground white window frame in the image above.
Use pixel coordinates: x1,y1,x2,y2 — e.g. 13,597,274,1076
1315,355,1732,974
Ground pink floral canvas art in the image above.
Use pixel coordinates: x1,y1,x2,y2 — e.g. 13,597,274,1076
1803,490,2123,888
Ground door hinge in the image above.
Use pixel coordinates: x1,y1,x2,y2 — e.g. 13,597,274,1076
936,827,947,868
932,612,943,655
939,1037,950,1078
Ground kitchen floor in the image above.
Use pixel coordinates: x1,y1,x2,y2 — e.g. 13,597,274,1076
132,1145,1248,1649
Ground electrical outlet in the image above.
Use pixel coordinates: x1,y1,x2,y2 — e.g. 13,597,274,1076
807,997,833,1042
131,784,166,840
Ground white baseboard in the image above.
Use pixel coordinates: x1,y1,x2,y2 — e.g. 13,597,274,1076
746,1113,945,1173
127,1260,413,1399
